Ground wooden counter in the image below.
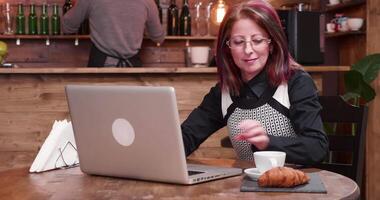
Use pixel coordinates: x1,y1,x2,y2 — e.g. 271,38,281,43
0,66,349,172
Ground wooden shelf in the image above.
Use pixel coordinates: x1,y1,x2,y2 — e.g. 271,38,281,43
324,0,366,12
0,35,217,40
164,36,217,40
0,35,90,39
325,30,365,38
0,35,216,47
0,66,350,74
0,67,218,74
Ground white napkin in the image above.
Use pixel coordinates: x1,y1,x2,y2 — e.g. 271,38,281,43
29,119,79,173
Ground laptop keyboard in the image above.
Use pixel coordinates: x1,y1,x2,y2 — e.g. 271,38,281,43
188,170,205,176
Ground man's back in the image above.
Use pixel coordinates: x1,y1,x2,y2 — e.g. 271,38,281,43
63,0,165,59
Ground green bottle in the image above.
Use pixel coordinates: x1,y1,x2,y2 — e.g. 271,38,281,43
51,4,61,35
40,4,49,35
28,4,38,35
167,0,179,35
16,3,25,35
179,0,191,36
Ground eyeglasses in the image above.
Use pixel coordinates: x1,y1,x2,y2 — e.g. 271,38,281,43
226,36,271,51
55,141,79,169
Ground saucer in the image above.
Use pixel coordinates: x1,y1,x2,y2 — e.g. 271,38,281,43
244,168,263,181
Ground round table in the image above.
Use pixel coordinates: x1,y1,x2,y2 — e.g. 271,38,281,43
0,158,359,200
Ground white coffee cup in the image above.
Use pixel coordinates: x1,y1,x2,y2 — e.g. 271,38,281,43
254,151,286,173
326,23,336,33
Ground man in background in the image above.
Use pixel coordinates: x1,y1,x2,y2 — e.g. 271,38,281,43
63,0,165,67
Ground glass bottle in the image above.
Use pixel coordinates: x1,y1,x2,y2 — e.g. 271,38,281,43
40,4,49,35
2,2,14,35
205,2,213,36
28,4,38,35
51,4,61,35
63,0,73,14
179,0,191,36
155,0,163,24
16,3,25,35
167,0,179,36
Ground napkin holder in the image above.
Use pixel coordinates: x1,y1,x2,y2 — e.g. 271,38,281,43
29,119,79,173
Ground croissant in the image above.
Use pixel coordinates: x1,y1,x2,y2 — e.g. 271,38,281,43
258,167,310,188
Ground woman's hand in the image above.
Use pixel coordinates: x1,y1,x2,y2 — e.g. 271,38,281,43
235,119,269,150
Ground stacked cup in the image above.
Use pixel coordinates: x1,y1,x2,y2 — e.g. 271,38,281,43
347,18,364,31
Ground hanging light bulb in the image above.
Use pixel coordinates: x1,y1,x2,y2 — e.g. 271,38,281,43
209,0,229,36
211,0,228,25
216,0,227,23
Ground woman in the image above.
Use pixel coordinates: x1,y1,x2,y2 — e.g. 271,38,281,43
181,0,328,165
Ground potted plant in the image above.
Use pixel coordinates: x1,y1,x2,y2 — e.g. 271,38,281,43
324,53,380,138
322,54,380,173
343,53,380,104
321,53,380,147
340,54,380,199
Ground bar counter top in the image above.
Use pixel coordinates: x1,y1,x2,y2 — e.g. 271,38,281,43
0,66,350,74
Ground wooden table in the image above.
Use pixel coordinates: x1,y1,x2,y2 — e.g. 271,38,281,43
0,158,359,200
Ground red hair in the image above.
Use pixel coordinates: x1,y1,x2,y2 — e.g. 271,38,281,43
216,0,301,95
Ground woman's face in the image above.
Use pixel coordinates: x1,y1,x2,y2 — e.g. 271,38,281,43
228,18,271,82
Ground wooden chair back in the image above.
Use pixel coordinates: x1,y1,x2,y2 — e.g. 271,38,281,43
316,96,368,192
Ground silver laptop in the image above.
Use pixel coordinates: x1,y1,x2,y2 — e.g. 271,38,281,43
65,85,242,184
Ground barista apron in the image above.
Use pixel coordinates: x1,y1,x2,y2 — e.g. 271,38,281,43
222,84,297,160
87,43,142,67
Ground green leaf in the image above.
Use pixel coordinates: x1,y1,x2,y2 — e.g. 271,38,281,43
344,53,380,104
341,93,360,102
344,70,361,92
344,67,376,103
351,53,380,83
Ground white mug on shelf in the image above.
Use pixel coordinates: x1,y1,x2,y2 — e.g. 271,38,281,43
326,23,336,33
329,0,340,5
